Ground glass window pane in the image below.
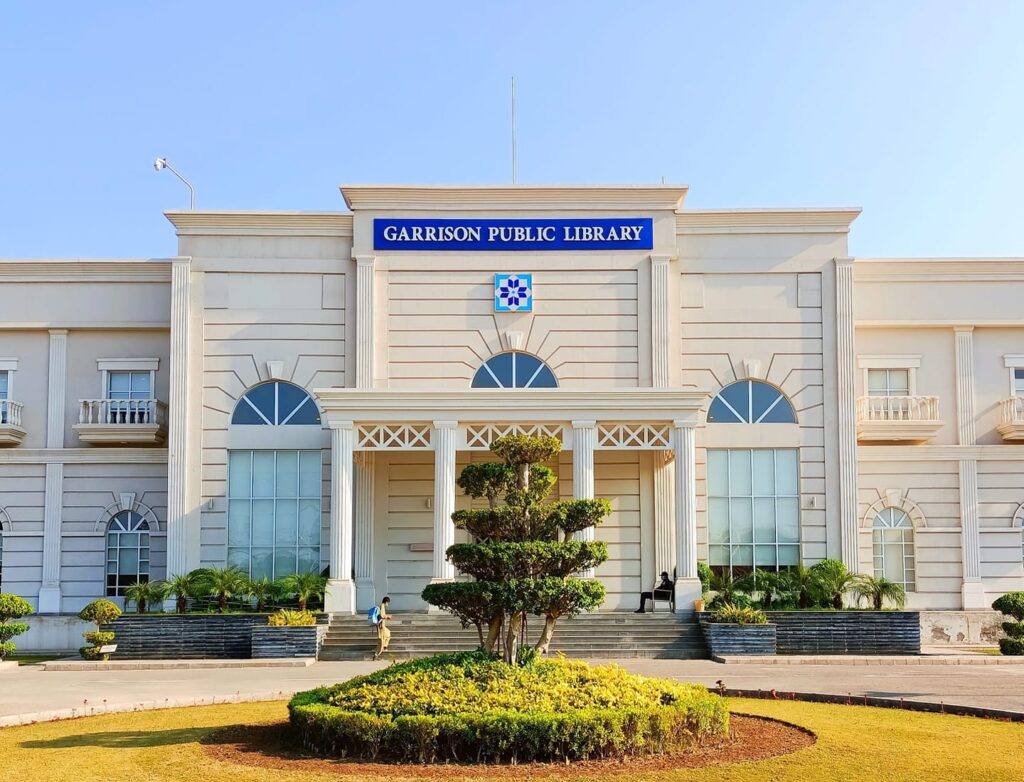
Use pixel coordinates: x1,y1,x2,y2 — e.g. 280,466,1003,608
119,547,139,574
250,548,273,580
778,545,800,566
755,546,778,567
247,383,278,422
130,372,152,399
275,500,297,545
758,397,797,423
251,499,275,545
231,399,267,425
488,352,514,387
298,499,320,545
752,450,775,495
753,498,776,543
274,548,297,578
707,497,730,544
888,370,909,395
867,370,887,393
730,498,753,544
297,547,320,573
720,382,751,422
750,382,782,421
285,396,320,425
227,500,251,546
514,353,540,387
228,451,252,498
708,545,729,567
707,450,729,496
1015,369,1024,395
227,547,249,571
729,450,752,496
0,372,8,397
108,372,130,398
528,366,558,389
731,544,753,566
299,451,321,496
252,452,275,498
276,451,298,496
775,449,799,495
471,366,501,388
776,497,800,543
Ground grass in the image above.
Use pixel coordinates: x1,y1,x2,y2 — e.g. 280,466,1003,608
0,698,1021,781
7,654,61,666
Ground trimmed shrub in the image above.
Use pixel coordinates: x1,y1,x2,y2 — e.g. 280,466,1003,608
0,593,33,660
268,609,317,627
1001,622,1024,639
1000,638,1024,656
707,605,768,625
289,652,728,763
79,599,122,661
993,592,1024,622
993,592,1024,655
697,561,713,599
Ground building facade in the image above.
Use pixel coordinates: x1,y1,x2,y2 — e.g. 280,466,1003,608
1,185,1022,615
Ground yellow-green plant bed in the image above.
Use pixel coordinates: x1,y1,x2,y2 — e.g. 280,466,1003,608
289,652,729,763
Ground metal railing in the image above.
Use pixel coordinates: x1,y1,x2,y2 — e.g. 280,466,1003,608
856,395,940,422
0,399,23,427
1000,396,1024,424
78,398,167,426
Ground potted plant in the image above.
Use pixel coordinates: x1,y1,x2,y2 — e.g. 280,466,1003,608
0,592,33,669
701,604,776,657
78,599,122,660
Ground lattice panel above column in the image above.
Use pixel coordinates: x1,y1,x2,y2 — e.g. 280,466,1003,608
464,423,565,450
357,423,432,450
596,423,671,449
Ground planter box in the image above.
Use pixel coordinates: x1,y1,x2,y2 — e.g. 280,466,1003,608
109,614,267,659
251,625,326,658
701,622,777,656
766,611,920,655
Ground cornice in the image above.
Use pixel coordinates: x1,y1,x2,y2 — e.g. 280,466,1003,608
165,211,353,237
313,388,707,423
0,258,173,282
855,258,1024,282
340,184,689,212
676,208,861,235
857,444,1024,461
0,448,168,464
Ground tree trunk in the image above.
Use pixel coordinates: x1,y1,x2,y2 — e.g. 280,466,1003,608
298,597,308,611
474,621,484,648
505,611,523,665
832,593,843,610
517,464,529,490
218,593,228,612
176,595,187,614
534,615,558,654
137,598,146,614
484,616,503,654
874,593,882,610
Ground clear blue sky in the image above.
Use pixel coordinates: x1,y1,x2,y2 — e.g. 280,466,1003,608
2,2,1022,258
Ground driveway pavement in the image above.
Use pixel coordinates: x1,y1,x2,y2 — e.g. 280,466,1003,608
2,658,1023,724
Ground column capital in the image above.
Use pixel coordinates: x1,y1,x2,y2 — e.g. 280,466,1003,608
571,419,597,430
432,419,458,429
834,256,855,268
47,328,68,337
650,253,675,265
329,420,356,431
954,325,975,334
671,418,698,429
353,253,376,267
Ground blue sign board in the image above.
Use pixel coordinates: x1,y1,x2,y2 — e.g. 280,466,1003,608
373,218,653,251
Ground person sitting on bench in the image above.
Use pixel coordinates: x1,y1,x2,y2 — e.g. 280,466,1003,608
635,571,674,613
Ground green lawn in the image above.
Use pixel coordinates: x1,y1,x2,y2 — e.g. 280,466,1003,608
1,697,1021,781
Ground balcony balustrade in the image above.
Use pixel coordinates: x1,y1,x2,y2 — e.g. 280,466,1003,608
997,396,1024,442
73,398,168,445
0,400,26,446
856,395,942,443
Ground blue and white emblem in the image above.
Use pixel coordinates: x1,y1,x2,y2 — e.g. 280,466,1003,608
494,273,533,312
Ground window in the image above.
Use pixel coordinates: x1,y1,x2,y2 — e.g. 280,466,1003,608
872,508,915,591
867,369,910,397
0,370,7,400
1014,369,1024,397
227,450,322,579
106,511,150,596
471,351,558,389
707,448,800,575
108,371,152,400
231,381,321,425
707,380,797,424
0,371,7,425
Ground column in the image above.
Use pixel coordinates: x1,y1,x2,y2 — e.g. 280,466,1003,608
954,326,985,607
431,421,458,583
650,254,673,388
572,420,597,577
325,422,356,613
671,420,701,610
653,451,676,577
354,254,375,390
834,258,860,573
354,451,376,610
165,259,191,579
38,329,67,612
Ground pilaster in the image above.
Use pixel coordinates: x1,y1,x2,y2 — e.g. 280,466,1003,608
45,329,67,449
834,258,859,572
653,450,676,577
326,422,356,613
954,327,976,446
431,421,458,584
671,420,701,610
38,329,68,612
354,451,376,610
355,254,375,390
572,420,597,577
165,259,191,578
959,457,986,607
650,254,673,388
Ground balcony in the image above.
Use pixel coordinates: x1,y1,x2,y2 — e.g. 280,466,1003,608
998,397,1024,442
73,399,168,445
0,400,26,446
856,395,942,443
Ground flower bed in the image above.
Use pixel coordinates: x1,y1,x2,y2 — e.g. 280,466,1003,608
288,652,729,763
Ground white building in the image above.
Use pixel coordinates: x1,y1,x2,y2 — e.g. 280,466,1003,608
1,185,1023,619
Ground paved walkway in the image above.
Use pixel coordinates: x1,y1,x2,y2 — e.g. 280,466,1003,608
2,658,1023,725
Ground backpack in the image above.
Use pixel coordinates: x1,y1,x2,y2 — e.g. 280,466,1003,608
368,605,381,626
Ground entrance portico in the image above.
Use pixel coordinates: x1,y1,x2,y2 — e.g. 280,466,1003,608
315,388,705,613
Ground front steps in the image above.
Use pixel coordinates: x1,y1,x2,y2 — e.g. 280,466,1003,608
318,612,708,661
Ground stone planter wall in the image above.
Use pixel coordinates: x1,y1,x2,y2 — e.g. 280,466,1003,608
766,611,921,655
251,625,326,658
701,622,777,656
109,614,268,659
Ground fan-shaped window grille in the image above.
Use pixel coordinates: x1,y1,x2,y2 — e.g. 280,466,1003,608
707,380,797,424
231,381,321,425
471,352,557,389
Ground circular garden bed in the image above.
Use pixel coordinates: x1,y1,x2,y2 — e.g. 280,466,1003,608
288,652,730,764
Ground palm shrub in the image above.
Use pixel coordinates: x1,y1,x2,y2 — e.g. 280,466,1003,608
810,559,857,609
782,563,817,609
280,571,326,612
422,434,611,665
248,576,283,613
0,593,33,661
992,592,1024,655
736,569,787,610
852,575,906,610
78,598,121,660
194,566,250,612
708,570,751,609
166,572,202,613
123,580,166,613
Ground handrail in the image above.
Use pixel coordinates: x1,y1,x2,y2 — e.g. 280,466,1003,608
855,395,940,422
0,399,23,427
78,398,167,426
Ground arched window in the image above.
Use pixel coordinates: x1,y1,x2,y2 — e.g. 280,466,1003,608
231,381,321,425
471,352,558,389
106,510,150,597
708,380,797,424
872,508,915,591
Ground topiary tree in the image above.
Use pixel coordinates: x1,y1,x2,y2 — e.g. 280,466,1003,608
78,598,122,660
422,434,611,665
0,593,33,661
993,592,1024,655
